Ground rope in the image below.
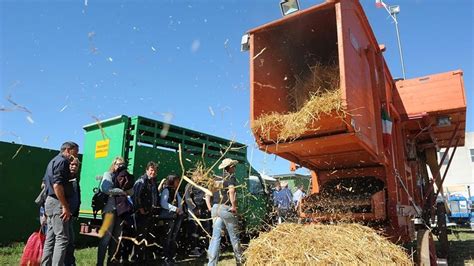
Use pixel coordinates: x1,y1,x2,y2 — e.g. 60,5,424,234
394,169,422,217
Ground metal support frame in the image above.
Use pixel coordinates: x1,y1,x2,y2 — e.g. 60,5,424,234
423,123,460,201
427,126,440,151
433,138,460,201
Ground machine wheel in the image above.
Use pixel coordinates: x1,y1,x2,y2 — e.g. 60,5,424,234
416,229,437,266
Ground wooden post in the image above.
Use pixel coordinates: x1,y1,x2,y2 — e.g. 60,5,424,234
436,202,449,259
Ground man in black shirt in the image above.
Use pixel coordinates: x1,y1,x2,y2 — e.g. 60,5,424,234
41,141,79,266
207,158,243,266
132,161,159,262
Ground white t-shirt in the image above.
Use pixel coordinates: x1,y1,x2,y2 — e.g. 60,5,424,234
293,189,305,203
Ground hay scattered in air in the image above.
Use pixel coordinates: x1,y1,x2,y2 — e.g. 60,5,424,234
253,62,343,142
187,161,216,191
244,223,412,265
186,161,226,193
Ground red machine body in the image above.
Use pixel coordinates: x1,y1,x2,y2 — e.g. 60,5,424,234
246,0,466,248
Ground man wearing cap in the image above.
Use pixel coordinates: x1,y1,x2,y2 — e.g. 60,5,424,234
207,158,243,266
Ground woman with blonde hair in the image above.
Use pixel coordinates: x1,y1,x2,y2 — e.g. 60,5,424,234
97,156,129,265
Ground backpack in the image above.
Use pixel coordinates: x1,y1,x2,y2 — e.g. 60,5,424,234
91,187,108,220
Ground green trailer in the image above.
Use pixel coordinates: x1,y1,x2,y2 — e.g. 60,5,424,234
79,115,270,234
0,142,59,244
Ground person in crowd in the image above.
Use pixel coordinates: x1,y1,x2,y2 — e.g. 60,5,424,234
37,182,48,234
132,161,160,263
41,141,79,266
184,173,211,257
115,166,135,263
64,157,81,266
271,181,282,225
292,184,306,210
274,181,293,223
272,181,282,207
160,174,184,265
207,158,243,266
280,181,292,204
97,157,131,266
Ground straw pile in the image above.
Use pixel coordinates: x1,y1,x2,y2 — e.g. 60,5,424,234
253,62,342,142
244,223,412,265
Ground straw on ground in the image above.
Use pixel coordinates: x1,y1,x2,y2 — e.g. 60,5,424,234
244,223,412,265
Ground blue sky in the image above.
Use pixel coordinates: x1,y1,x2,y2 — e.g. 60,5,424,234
1,0,472,175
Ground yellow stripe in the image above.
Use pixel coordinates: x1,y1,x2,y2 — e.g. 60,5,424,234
80,209,101,214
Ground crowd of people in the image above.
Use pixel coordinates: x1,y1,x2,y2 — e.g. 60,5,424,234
272,181,306,224
37,141,243,266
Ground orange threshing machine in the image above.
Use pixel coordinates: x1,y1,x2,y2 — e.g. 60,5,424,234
244,0,466,264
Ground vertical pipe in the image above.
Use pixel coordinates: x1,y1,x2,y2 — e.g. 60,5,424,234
393,13,406,79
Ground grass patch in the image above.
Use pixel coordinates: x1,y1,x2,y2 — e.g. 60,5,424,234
0,242,239,265
0,242,23,265
0,243,98,266
74,247,98,265
446,228,474,265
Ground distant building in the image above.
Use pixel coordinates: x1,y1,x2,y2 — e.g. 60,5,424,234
438,132,474,198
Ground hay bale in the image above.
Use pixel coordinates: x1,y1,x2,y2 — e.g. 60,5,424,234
253,62,342,142
244,223,412,265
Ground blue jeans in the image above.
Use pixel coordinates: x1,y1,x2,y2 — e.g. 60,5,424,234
207,204,242,266
97,212,122,266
